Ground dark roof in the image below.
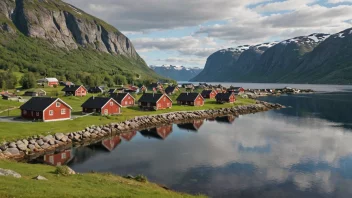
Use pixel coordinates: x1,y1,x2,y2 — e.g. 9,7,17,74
88,87,103,93
110,93,131,103
81,97,114,109
165,86,177,94
139,129,164,140
215,93,234,100
20,97,58,111
149,83,159,88
61,85,84,92
138,93,165,103
108,88,117,93
177,123,198,132
201,90,214,95
176,93,201,102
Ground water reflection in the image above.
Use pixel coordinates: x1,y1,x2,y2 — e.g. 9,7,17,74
31,91,352,198
140,125,173,140
42,150,74,166
177,120,204,132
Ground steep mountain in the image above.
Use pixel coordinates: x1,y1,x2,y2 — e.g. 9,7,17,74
0,0,165,83
280,28,352,84
191,31,352,84
151,65,202,81
193,45,250,81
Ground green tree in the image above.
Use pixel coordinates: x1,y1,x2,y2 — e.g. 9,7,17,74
0,71,17,89
114,74,127,85
20,72,37,89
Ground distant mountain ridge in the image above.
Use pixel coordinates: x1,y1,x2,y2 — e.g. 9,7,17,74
151,65,202,81
191,29,352,84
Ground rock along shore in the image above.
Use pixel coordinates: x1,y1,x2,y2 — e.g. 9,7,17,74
0,101,284,160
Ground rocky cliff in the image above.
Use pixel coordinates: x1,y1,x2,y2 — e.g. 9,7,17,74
0,0,137,57
191,30,352,84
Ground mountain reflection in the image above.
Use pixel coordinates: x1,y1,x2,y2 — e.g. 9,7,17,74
261,92,352,129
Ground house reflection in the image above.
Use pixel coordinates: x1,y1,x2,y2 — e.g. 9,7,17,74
43,149,74,166
101,135,122,152
177,120,204,132
139,125,173,140
121,131,137,142
215,115,236,124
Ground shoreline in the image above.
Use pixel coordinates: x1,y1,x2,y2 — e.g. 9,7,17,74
0,101,284,160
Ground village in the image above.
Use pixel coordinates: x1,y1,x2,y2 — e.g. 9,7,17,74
0,77,311,124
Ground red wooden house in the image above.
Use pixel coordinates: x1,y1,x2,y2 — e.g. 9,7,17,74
140,125,173,140
165,86,179,95
228,87,245,94
61,85,87,96
102,136,122,152
81,97,122,115
215,93,236,104
37,78,59,87
176,93,204,106
43,150,74,166
121,131,137,141
201,89,217,99
110,93,135,107
138,93,172,110
20,97,72,122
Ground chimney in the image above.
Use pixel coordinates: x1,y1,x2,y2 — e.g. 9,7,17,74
187,92,189,95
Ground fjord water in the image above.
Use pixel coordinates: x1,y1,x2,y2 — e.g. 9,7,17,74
48,84,352,198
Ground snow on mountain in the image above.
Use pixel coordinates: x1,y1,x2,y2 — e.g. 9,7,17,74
280,33,330,45
151,65,203,81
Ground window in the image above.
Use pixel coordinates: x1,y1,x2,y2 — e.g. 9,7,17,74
36,112,39,116
56,102,61,107
61,109,66,115
125,101,128,105
147,103,150,107
49,110,54,116
104,109,109,115
61,153,67,159
167,103,170,107
110,102,113,106
49,156,54,164
164,97,166,102
23,110,27,115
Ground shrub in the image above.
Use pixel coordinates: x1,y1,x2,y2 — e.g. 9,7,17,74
55,166,71,176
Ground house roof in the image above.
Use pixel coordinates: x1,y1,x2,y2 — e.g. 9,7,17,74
61,85,85,92
20,97,72,111
110,93,134,103
176,93,201,102
88,86,103,92
45,78,58,82
165,86,177,94
81,97,121,109
215,93,234,100
201,90,215,95
138,93,170,103
177,123,198,132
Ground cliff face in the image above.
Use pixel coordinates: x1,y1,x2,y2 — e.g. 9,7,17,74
1,0,137,58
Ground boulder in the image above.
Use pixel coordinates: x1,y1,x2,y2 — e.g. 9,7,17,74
41,143,50,149
5,148,20,155
0,168,21,178
83,132,90,138
17,143,27,151
37,139,44,146
22,139,29,146
0,144,8,151
9,142,17,148
28,144,36,150
55,133,65,140
29,139,36,144
49,140,55,145
33,175,48,180
61,136,68,142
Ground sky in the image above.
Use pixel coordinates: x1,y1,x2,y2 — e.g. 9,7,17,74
63,0,352,68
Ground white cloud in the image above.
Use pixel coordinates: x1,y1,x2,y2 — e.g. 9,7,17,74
327,0,352,3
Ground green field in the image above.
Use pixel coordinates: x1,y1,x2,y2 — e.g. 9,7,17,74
0,160,205,198
0,87,255,141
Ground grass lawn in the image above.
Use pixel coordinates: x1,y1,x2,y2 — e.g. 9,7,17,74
0,160,205,198
0,88,255,141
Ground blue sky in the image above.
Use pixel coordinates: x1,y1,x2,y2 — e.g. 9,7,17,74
65,0,352,68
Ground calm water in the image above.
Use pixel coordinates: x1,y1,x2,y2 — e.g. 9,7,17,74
35,84,352,198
